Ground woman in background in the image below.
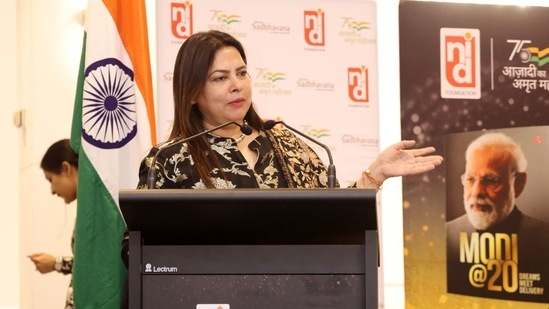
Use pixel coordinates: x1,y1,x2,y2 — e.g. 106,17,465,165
28,139,78,309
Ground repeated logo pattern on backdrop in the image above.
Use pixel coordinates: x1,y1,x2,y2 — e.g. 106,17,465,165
155,0,380,186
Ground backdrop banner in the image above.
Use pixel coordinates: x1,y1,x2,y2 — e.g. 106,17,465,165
155,0,380,187
399,2,549,308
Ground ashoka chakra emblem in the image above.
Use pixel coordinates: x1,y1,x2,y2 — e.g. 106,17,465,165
82,58,137,149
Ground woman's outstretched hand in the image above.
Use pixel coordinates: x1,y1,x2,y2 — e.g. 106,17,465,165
357,140,443,189
377,140,443,179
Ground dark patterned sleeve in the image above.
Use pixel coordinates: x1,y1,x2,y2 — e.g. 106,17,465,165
58,256,73,275
57,227,75,274
137,143,198,189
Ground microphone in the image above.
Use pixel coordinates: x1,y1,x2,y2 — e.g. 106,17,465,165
147,121,252,189
263,120,336,188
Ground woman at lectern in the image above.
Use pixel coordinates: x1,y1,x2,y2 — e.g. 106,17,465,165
119,30,443,308
138,30,443,191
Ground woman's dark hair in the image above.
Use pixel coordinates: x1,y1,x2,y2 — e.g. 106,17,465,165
40,139,78,174
170,30,263,187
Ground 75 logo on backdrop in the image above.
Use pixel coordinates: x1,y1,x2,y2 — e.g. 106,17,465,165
348,66,368,103
171,1,193,39
440,28,481,99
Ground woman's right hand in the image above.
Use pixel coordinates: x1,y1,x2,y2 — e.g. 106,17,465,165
28,252,56,274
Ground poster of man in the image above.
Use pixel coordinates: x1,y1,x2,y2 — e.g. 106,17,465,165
446,126,549,303
398,1,549,307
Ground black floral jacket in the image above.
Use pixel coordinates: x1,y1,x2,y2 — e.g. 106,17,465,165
137,127,332,189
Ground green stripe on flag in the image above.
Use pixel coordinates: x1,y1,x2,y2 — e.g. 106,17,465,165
70,31,127,309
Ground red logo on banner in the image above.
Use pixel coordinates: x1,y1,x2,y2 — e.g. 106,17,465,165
304,9,325,46
440,28,480,99
171,2,193,39
348,66,368,103
444,34,476,87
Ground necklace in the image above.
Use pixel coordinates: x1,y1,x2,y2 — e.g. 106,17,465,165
208,132,247,143
234,133,246,144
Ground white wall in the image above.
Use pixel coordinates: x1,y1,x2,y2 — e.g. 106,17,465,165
376,0,405,307
1,0,20,308
1,0,84,308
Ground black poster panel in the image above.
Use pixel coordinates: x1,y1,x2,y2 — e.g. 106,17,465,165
399,1,549,307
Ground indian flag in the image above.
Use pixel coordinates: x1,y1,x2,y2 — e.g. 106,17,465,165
70,0,156,307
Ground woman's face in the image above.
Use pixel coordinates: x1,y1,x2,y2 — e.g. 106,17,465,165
195,46,252,129
43,161,77,204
